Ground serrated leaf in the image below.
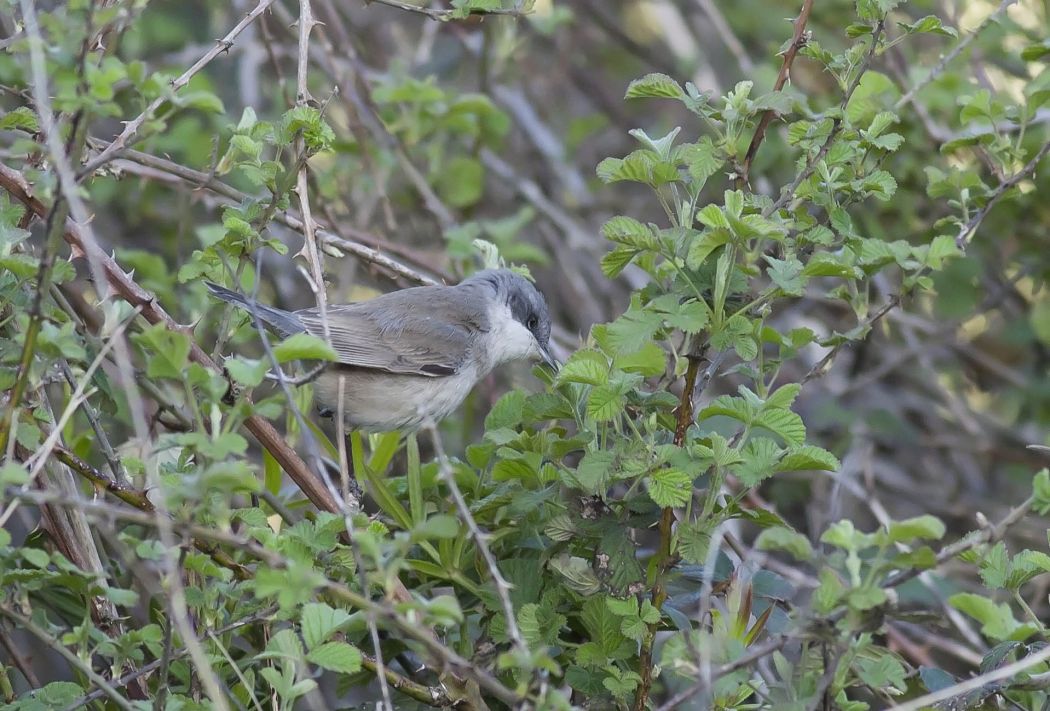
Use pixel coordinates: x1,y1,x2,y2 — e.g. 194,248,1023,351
777,445,840,472
625,73,685,100
602,215,656,249
699,395,755,424
686,229,730,269
306,641,362,673
733,437,782,486
301,603,351,649
765,256,806,296
647,468,693,507
587,384,624,421
557,349,609,386
754,408,806,446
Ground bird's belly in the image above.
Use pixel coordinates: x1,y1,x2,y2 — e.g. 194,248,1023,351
314,367,479,432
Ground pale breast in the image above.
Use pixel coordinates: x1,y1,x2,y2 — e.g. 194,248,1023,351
313,366,481,432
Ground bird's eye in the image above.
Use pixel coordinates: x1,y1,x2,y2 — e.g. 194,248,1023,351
527,316,538,330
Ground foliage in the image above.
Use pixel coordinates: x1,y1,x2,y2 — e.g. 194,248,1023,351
1,0,1049,709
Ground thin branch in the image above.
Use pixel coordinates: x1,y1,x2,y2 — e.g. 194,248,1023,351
90,139,441,285
79,0,280,176
739,0,815,188
956,138,1050,250
895,0,1017,111
361,0,529,21
890,644,1050,711
425,423,528,655
64,608,278,710
0,605,136,711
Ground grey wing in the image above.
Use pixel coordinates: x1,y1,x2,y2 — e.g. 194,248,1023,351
295,286,489,377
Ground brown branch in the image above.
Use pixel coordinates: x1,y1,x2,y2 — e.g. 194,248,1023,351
738,0,815,189
0,162,341,515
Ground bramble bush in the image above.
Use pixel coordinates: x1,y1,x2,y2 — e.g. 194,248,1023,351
1,0,1050,709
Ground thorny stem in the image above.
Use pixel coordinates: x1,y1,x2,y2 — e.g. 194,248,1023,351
633,349,705,711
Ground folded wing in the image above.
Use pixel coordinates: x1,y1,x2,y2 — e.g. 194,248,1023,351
295,286,488,377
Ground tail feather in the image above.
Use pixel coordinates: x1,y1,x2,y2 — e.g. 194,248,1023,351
205,281,306,338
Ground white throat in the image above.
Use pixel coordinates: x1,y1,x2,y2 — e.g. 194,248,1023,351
482,301,538,371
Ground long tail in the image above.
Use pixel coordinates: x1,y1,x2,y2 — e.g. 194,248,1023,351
205,282,305,338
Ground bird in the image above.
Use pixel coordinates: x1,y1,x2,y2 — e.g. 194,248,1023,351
206,269,556,432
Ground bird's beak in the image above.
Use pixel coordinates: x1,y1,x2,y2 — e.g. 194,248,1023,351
538,342,559,371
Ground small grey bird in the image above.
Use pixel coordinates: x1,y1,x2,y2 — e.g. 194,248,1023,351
206,269,555,432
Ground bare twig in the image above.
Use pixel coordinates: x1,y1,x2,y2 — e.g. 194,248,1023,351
956,138,1050,250
425,423,527,655
890,643,1050,711
0,606,136,711
895,0,1017,111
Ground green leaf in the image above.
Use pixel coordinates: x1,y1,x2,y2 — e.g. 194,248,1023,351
607,307,662,354
647,468,693,507
306,641,362,673
225,356,269,388
733,437,782,486
273,332,337,363
571,451,615,495
624,73,685,100
580,596,629,657
949,593,1029,641
1033,468,1050,515
699,395,755,424
686,229,730,269
587,384,624,421
601,247,639,277
926,234,961,269
765,256,806,296
754,408,806,446
301,602,351,649
0,106,39,133
883,515,946,543
557,349,609,386
901,15,957,38
679,137,723,185
614,342,666,376
696,204,730,230
777,445,840,472
486,390,526,431
134,324,191,379
602,215,657,250
755,526,814,561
